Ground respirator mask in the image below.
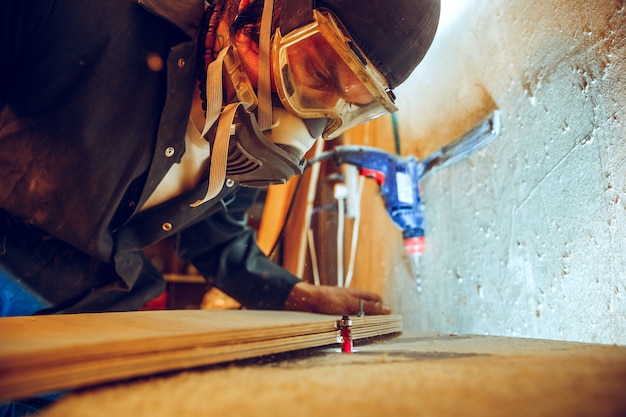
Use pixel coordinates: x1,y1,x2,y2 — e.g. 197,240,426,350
191,0,397,207
191,44,315,207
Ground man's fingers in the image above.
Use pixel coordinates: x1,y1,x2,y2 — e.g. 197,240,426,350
286,282,390,316
342,288,390,315
346,287,383,303
359,298,392,315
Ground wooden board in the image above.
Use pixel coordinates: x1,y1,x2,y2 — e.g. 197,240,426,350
0,310,401,400
35,331,626,417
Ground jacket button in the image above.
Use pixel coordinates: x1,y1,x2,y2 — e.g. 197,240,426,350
225,178,235,187
165,147,175,157
162,222,173,232
178,58,186,69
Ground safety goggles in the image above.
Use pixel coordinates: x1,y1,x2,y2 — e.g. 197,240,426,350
272,9,398,139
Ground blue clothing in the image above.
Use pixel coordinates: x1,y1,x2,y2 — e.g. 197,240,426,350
0,267,50,316
0,269,60,416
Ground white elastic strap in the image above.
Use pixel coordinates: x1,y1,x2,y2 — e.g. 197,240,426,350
256,0,273,132
191,102,242,207
202,47,230,137
192,46,239,207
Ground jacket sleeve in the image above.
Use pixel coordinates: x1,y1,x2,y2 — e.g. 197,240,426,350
175,187,301,310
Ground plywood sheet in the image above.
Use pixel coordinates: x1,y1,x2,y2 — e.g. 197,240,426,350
0,310,401,400
38,332,626,417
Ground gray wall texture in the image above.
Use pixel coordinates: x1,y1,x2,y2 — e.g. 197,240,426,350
384,0,626,344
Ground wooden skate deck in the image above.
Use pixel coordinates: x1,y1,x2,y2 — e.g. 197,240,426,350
0,310,401,400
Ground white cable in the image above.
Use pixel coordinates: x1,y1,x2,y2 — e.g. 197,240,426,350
344,176,364,288
336,196,345,287
307,229,321,286
296,138,324,278
334,183,348,287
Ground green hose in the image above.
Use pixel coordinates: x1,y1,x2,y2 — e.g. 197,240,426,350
391,112,401,155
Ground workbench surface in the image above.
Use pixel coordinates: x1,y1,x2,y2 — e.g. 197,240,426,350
40,332,626,417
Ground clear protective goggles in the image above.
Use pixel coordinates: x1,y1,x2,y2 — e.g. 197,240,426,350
272,9,398,140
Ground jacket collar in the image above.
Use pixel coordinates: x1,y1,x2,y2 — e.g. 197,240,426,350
138,0,205,38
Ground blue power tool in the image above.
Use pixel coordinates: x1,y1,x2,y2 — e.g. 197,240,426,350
308,110,501,292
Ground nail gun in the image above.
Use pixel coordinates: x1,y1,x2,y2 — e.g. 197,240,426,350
308,110,501,292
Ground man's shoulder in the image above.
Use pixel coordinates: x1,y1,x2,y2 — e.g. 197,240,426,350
138,0,205,38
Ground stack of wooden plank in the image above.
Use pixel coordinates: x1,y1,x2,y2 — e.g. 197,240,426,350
0,310,401,400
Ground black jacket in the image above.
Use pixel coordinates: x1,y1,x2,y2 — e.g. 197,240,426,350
0,0,300,312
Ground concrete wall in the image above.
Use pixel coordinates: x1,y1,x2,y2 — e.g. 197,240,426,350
383,0,626,344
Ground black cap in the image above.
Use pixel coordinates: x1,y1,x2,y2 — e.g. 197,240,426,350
280,0,441,89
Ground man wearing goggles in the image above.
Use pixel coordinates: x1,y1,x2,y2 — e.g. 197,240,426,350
1,0,438,410
0,0,439,340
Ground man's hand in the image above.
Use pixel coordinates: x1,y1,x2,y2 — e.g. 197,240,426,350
284,281,391,315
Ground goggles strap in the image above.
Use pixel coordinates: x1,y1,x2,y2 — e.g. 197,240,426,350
256,0,274,132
